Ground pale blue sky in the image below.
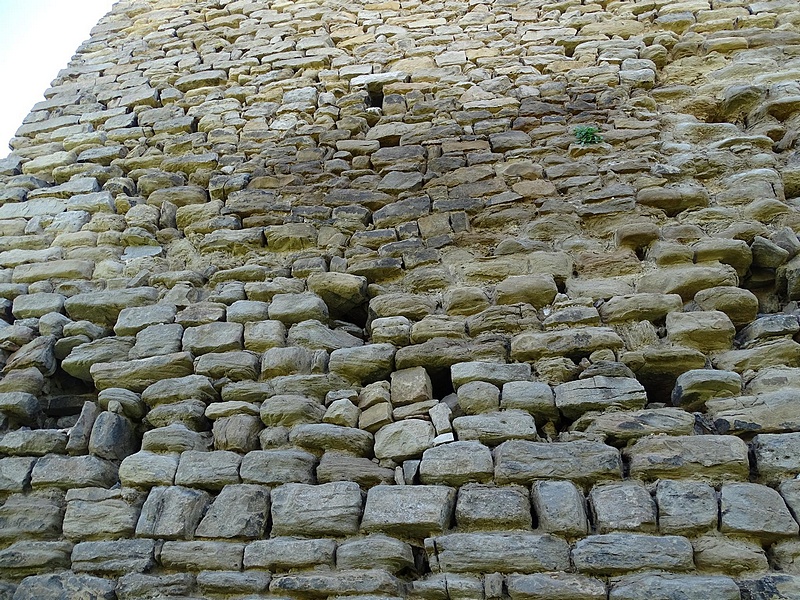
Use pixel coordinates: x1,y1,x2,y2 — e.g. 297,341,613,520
0,0,112,158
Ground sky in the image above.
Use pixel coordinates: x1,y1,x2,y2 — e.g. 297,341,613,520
0,0,113,159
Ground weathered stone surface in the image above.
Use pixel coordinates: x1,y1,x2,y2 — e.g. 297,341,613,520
455,484,532,530
135,486,210,540
531,480,589,537
31,455,118,489
10,572,115,599
590,481,656,533
91,352,194,392
62,494,140,541
428,533,570,574
453,410,539,445
174,450,241,490
271,482,362,537
419,441,493,486
119,451,179,488
374,419,435,461
160,540,244,571
608,574,740,600
362,485,455,538
195,483,270,539
554,376,647,419
71,539,156,574
656,480,718,535
626,435,749,483
708,390,800,435
495,440,622,485
244,537,336,571
507,573,606,600
572,533,694,574
720,482,799,540
336,534,414,573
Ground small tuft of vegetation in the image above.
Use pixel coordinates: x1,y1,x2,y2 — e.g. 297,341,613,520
574,125,604,145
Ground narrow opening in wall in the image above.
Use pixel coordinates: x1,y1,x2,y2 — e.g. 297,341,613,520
429,369,455,401
366,90,384,109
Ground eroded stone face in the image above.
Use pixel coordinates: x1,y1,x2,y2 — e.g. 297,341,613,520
4,0,800,594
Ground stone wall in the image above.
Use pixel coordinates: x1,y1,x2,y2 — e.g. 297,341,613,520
1,0,800,597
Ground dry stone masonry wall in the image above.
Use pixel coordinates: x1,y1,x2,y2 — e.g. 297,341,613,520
2,0,800,598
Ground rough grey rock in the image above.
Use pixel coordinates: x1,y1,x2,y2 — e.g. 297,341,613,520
500,381,558,421
160,540,245,571
656,480,718,535
507,573,607,600
135,486,210,540
531,480,589,537
316,452,395,487
329,343,396,384
195,484,270,539
244,538,336,571
31,455,118,489
495,440,622,485
0,540,72,578
119,450,178,489
419,441,493,486
71,539,156,574
754,432,800,483
625,435,749,483
270,568,404,597
197,570,271,595
374,419,435,461
0,457,36,492
428,533,570,574
454,408,540,445
240,449,317,485
608,573,740,600
271,482,363,537
336,534,415,573
455,484,532,530
62,495,140,541
10,572,115,600
362,485,455,538
141,374,218,407
141,424,211,453
0,430,67,456
720,482,799,541
590,482,656,533
289,423,374,457
572,533,694,574
554,376,647,419
174,450,241,490
88,412,138,461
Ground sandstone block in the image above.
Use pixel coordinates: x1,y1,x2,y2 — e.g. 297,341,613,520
174,450,241,491
419,441,493,486
455,484,532,530
453,410,539,445
655,480,718,535
244,537,336,571
135,486,210,540
362,485,455,538
589,481,656,533
572,533,694,574
428,533,570,574
374,419,435,461
609,574,740,600
720,482,799,541
507,573,606,600
626,435,749,483
271,482,363,537
495,440,622,486
531,480,589,537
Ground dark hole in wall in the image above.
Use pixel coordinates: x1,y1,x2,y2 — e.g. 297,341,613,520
429,368,455,401
366,90,384,109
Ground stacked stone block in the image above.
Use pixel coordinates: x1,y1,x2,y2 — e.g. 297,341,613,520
2,0,800,598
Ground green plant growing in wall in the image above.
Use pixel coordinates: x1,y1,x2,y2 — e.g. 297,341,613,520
574,124,603,145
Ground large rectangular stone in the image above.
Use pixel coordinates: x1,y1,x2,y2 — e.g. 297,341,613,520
625,435,749,483
361,485,455,538
270,569,404,597
271,482,362,537
31,455,118,489
572,534,694,574
90,352,195,392
244,538,336,571
72,539,156,574
754,432,800,483
427,533,570,574
494,440,622,486
12,260,94,283
160,540,244,571
554,376,647,419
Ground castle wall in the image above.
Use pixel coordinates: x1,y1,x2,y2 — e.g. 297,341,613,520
2,0,800,597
